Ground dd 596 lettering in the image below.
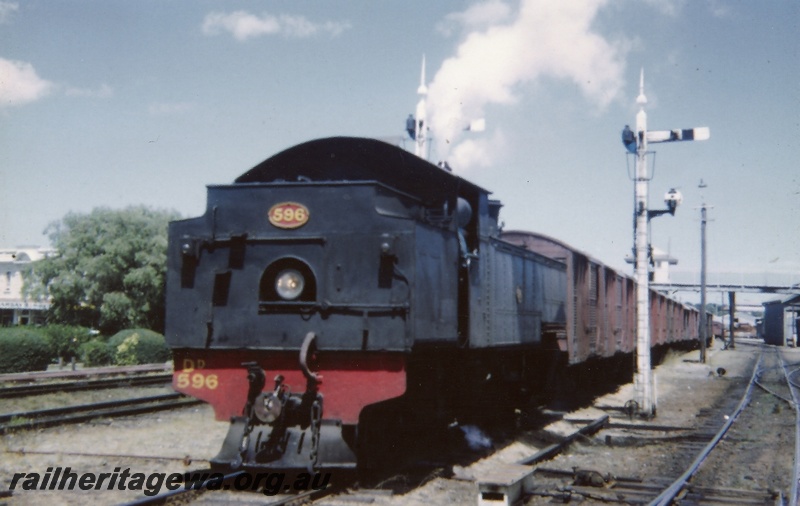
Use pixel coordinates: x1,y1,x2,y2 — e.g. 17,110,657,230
177,358,218,390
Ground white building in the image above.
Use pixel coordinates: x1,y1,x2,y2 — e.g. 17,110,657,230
625,246,678,284
651,247,678,284
0,247,53,326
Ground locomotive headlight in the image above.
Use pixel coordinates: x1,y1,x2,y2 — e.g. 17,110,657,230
275,269,305,300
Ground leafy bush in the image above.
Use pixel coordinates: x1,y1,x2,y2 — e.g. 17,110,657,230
0,327,55,373
108,329,171,365
42,325,92,362
80,339,114,367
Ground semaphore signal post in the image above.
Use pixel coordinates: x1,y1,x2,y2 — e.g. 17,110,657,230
622,70,709,417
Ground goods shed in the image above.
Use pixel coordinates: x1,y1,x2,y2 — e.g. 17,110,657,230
762,294,800,346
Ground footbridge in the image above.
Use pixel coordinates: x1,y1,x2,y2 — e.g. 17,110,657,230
651,271,800,295
651,271,799,349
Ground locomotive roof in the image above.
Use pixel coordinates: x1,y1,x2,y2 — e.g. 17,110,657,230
235,137,488,204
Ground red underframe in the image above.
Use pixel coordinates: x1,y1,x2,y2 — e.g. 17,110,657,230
172,349,407,424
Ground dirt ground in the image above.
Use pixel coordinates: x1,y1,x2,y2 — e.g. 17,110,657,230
0,404,229,505
373,338,794,506
1,338,795,505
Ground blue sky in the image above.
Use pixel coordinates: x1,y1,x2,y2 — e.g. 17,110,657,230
1,1,797,305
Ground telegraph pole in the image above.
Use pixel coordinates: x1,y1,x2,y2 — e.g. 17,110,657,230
622,70,709,417
698,179,714,362
728,291,736,349
699,195,708,363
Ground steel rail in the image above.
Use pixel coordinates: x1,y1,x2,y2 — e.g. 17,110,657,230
262,485,342,506
0,364,170,383
117,469,245,506
779,350,800,506
753,377,795,406
0,393,201,433
0,373,172,398
518,415,609,466
3,448,200,463
117,470,344,506
648,350,764,506
783,364,800,390
0,392,184,423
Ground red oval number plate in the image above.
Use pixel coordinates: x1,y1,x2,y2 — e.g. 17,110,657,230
268,202,309,229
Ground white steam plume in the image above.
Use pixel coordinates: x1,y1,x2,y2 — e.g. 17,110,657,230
428,0,626,168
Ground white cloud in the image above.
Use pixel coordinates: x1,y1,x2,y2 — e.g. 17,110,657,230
148,102,195,116
428,0,626,168
642,0,686,17
0,1,18,24
202,11,351,41
66,83,113,98
706,0,731,18
0,57,53,108
436,0,512,37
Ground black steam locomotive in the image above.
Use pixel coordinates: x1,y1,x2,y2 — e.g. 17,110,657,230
164,136,699,472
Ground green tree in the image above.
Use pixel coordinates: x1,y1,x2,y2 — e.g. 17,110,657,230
24,206,180,334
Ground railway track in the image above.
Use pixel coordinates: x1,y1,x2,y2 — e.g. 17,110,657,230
137,347,791,505
0,392,201,433
117,469,348,506
663,346,798,505
0,373,173,398
644,351,767,505
780,349,800,505
121,418,609,505
7,393,774,506
4,344,793,505
519,344,797,505
0,363,171,383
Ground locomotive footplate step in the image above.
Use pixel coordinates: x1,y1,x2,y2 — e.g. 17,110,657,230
476,463,534,506
211,416,357,471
